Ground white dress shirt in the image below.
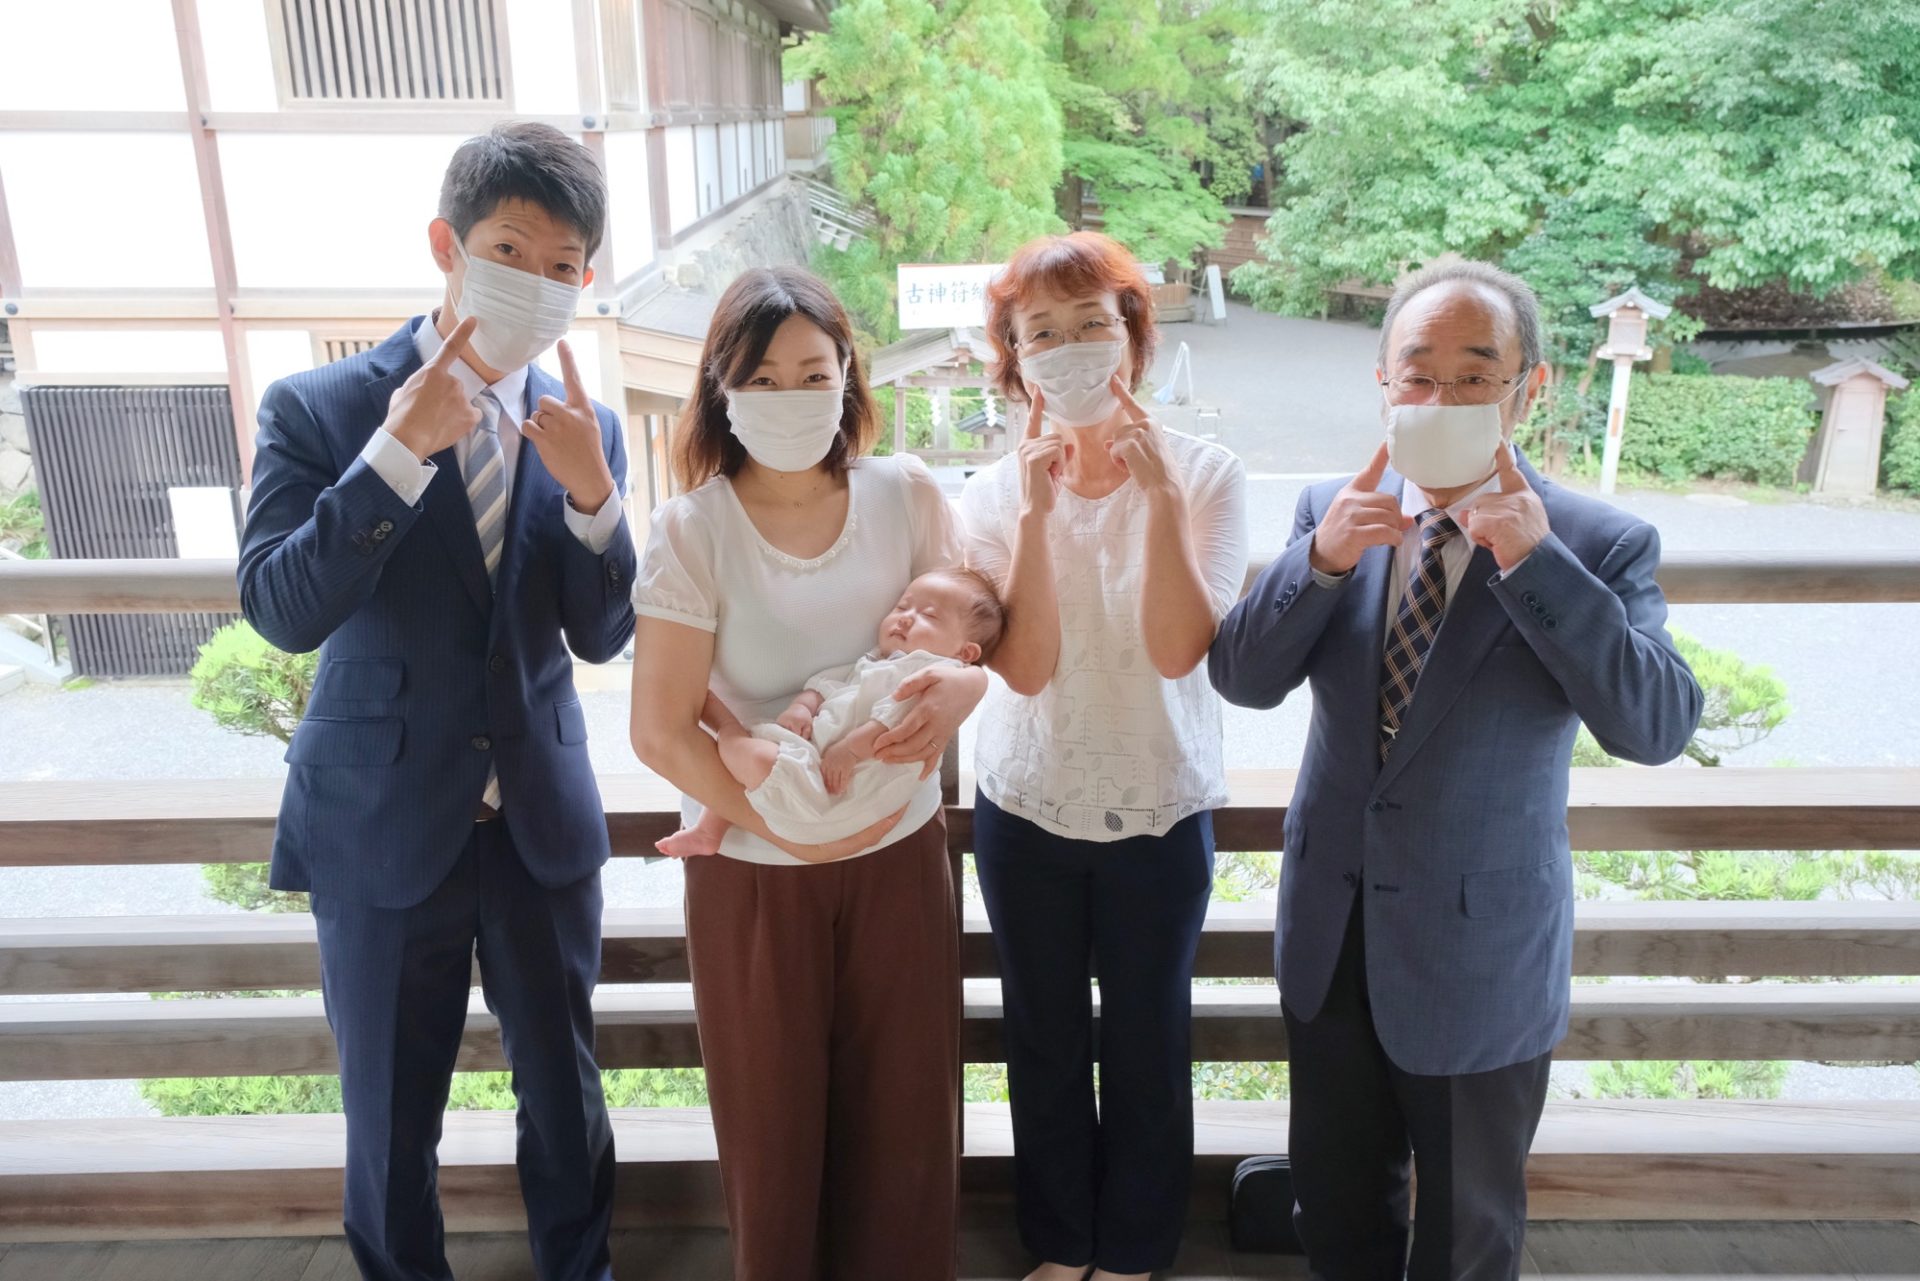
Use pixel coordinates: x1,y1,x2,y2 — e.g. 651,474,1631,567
357,316,622,554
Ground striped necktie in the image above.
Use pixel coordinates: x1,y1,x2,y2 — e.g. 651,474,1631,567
1378,508,1459,761
467,392,509,586
467,392,508,811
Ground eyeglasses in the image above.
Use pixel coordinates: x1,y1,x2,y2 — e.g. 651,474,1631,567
1377,370,1533,405
1016,314,1125,353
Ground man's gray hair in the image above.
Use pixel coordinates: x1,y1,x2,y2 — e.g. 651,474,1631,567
1377,259,1544,373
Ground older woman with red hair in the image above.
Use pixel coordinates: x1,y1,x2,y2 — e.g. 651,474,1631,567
958,232,1249,1280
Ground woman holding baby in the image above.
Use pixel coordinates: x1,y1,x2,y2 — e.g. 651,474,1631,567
960,233,1249,1281
628,266,988,1281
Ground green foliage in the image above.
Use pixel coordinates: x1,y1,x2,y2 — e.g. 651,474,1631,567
190,621,318,912
1502,200,1698,365
1588,1059,1787,1100
1053,0,1262,268
1671,632,1790,767
1883,389,1920,494
791,0,1066,340
1608,373,1816,486
143,1069,715,1117
0,490,48,559
1230,0,1920,344
1194,1060,1288,1100
1213,849,1281,901
190,620,316,745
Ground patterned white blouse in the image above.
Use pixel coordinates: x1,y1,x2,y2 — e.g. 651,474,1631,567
958,429,1249,842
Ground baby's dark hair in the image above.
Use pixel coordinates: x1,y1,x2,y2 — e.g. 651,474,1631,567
927,567,1006,664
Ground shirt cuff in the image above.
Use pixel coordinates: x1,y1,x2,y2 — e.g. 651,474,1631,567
359,429,436,506
564,490,624,554
1311,567,1351,590
1495,553,1532,580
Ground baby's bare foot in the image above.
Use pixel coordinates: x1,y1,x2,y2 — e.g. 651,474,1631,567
655,827,721,857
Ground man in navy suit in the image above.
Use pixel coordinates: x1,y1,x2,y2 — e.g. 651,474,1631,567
239,123,637,1281
1210,262,1701,1280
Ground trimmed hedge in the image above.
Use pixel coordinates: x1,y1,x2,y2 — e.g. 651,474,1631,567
1882,387,1920,493
1609,373,1817,486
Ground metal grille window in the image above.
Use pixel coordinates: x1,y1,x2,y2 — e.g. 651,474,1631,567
314,335,387,364
269,0,511,105
20,386,242,677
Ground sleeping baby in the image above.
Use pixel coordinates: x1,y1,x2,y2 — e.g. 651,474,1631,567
656,567,1005,855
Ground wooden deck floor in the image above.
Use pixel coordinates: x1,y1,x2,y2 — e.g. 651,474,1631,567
3,1222,1916,1280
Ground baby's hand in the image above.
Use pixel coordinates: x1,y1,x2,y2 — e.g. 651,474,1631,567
821,741,858,795
776,703,815,740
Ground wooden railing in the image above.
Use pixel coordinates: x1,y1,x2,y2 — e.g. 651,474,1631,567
1,555,1918,1242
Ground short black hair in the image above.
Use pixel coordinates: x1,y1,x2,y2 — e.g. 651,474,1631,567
438,122,607,259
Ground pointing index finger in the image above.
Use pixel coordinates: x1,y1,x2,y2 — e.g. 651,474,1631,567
1109,374,1152,426
1494,443,1528,493
430,315,479,371
1024,389,1046,442
557,339,589,408
1353,441,1392,492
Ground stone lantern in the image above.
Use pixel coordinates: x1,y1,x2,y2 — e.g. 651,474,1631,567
1808,357,1908,497
1589,287,1673,495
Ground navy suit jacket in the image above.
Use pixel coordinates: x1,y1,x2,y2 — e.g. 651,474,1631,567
1208,456,1702,1075
239,319,638,909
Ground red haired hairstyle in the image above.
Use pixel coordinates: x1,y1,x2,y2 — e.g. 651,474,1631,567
984,231,1159,403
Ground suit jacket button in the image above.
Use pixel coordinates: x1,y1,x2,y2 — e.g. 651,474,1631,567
1543,617,1558,630
1522,591,1539,608
489,654,506,674
472,735,492,751
377,520,394,533
1368,800,1385,813
1342,872,1358,887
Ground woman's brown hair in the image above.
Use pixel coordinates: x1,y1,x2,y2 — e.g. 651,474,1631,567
671,266,881,492
984,231,1159,404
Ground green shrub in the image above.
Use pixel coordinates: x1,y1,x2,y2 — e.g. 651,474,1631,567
189,621,318,912
1670,632,1790,767
143,1068,715,1117
1588,1059,1787,1100
1599,373,1816,485
1883,389,1920,493
190,620,316,744
0,490,48,559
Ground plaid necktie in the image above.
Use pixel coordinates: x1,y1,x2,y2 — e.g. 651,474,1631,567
467,392,508,810
1378,508,1459,761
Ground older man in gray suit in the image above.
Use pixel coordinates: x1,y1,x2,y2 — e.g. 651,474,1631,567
1209,261,1702,1280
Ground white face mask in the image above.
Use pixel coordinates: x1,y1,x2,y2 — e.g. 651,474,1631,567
1384,381,1525,490
1021,338,1125,429
451,238,580,372
725,385,846,472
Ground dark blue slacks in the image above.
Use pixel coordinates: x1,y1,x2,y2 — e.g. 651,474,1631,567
311,820,614,1281
974,791,1215,1274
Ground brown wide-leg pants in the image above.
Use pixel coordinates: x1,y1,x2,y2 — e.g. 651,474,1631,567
684,811,961,1281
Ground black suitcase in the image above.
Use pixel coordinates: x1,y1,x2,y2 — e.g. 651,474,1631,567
1229,1155,1305,1253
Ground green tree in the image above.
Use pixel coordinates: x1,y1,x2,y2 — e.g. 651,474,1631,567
1052,0,1264,270
790,0,1066,340
1230,0,1920,357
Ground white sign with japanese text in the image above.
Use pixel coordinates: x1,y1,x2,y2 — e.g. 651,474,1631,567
897,263,1005,330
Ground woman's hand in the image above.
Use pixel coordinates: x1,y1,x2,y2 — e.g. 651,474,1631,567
1015,391,1067,517
1107,376,1180,498
775,804,910,864
872,663,990,778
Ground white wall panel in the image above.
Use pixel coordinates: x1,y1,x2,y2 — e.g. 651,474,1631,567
0,0,186,112
0,133,212,289
602,129,655,275
31,327,226,374
221,133,461,290
245,327,317,393
504,0,580,113
198,0,280,112
664,125,696,233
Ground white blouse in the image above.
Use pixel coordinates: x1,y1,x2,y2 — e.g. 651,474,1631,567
958,429,1248,842
633,453,962,865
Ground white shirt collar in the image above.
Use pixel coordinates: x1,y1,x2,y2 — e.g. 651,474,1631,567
1400,441,1520,524
413,312,530,422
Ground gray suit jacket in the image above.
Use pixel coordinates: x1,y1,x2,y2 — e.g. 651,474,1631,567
1207,456,1702,1075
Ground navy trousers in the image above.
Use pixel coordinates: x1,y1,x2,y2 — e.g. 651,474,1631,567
973,791,1215,1274
310,820,614,1281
